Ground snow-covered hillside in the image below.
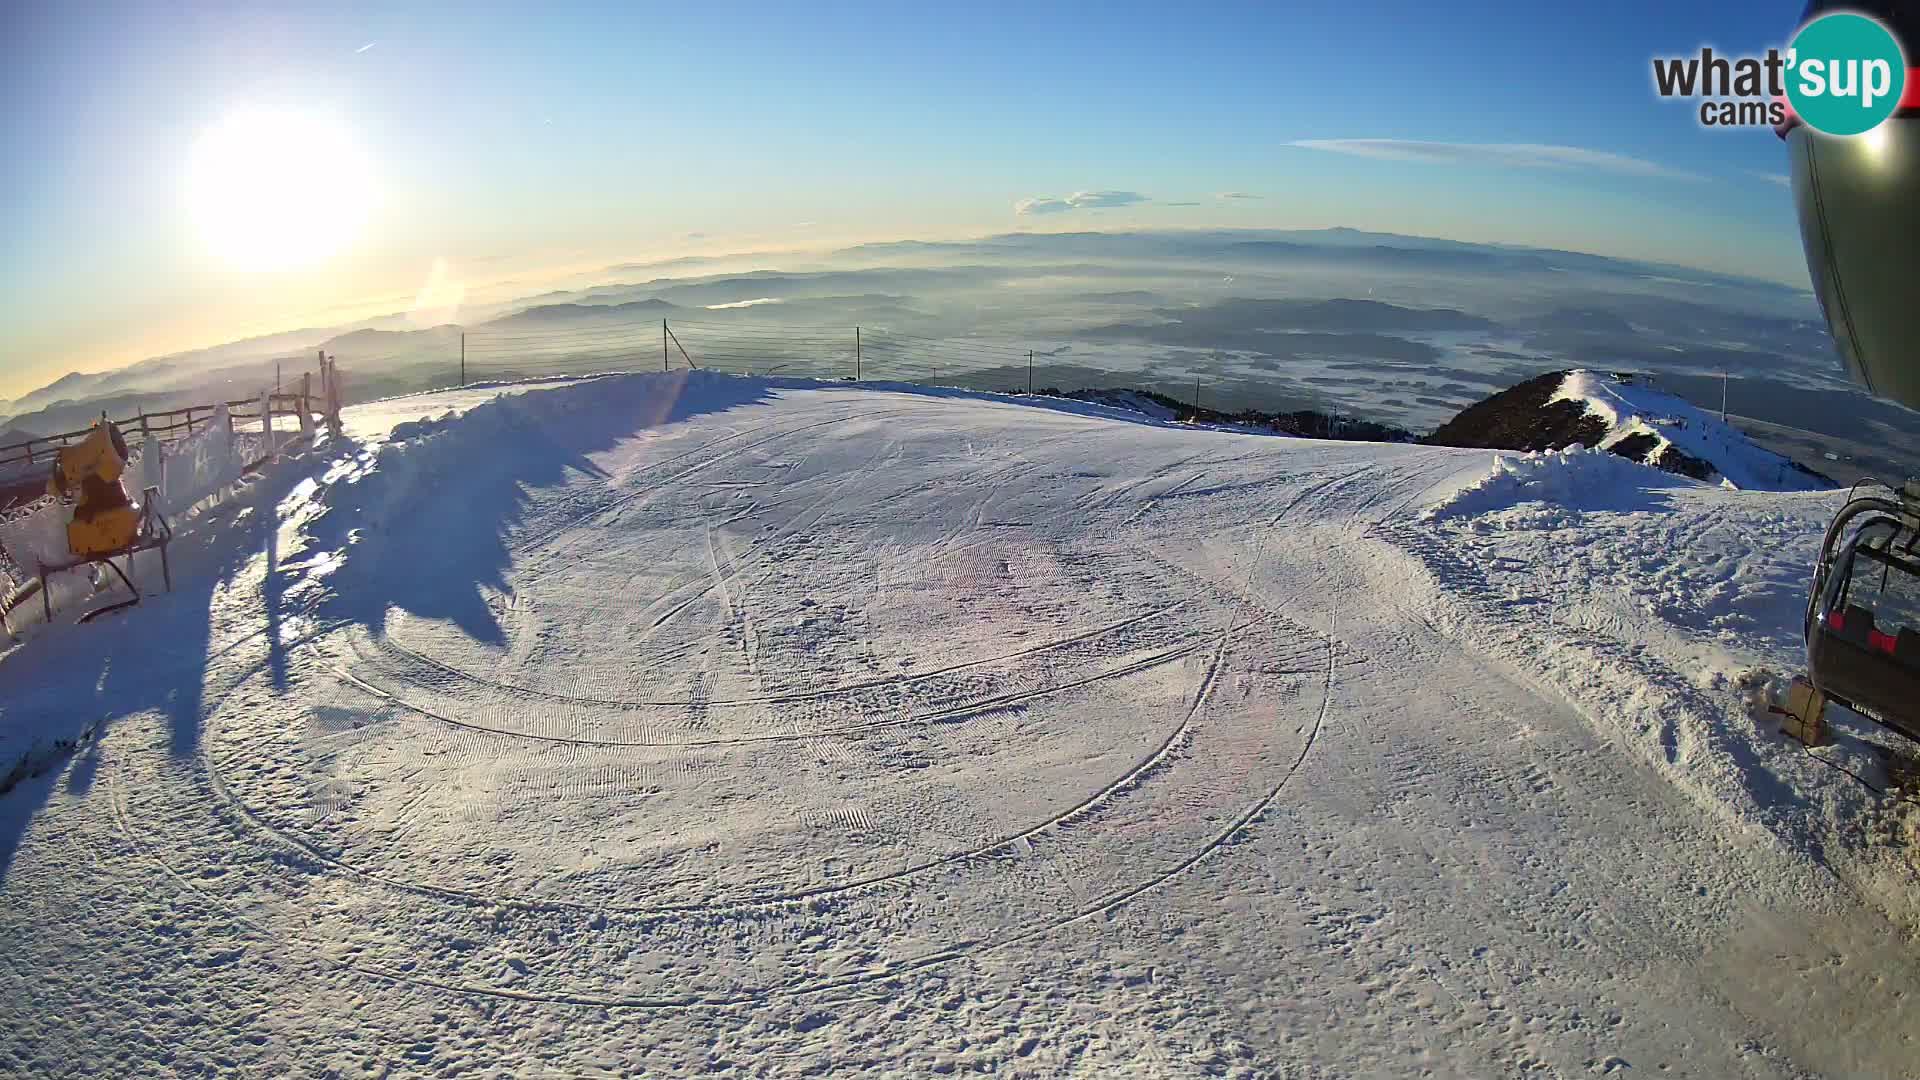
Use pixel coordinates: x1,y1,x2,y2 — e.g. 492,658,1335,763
1551,370,1834,491
0,371,1914,1078
1430,369,1835,492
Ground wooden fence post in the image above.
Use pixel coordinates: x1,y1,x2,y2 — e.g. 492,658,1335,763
325,357,343,438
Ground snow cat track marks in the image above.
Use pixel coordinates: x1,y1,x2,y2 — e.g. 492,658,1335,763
108,754,799,1011
193,625,1256,922
347,598,1197,710
511,410,896,587
1269,466,1376,525
328,635,1212,752
1073,449,1223,515
1118,470,1211,527
1344,450,1465,528
141,624,1338,1010
1373,450,1476,527
1367,518,1846,910
1140,550,1368,672
374,427,1020,701
554,436,895,653
702,517,761,687
883,617,1337,961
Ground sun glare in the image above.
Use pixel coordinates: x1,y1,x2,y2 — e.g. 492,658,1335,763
186,108,374,271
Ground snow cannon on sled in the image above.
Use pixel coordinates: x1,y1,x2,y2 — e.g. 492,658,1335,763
35,420,172,623
1786,480,1920,746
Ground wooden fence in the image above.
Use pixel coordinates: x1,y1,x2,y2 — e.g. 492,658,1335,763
0,360,345,520
0,360,343,474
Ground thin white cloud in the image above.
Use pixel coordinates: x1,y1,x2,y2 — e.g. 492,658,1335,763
355,41,377,53
1161,201,1202,207
706,297,783,310
1289,139,1703,181
1750,171,1792,188
1215,191,1263,200
1014,189,1149,215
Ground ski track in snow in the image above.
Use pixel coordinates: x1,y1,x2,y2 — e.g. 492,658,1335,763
2,371,1917,1078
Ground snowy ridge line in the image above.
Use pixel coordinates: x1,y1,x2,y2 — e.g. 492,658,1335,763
215,623,1242,921
338,371,631,414
329,633,1215,753
379,367,1343,456
349,598,1196,710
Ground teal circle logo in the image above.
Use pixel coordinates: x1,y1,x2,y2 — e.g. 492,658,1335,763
1788,13,1907,136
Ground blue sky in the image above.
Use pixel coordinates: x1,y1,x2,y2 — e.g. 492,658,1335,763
1,0,1819,399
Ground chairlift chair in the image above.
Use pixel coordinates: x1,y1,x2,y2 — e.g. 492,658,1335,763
1802,478,1920,745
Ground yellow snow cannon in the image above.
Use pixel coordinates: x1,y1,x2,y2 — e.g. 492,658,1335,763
47,421,139,558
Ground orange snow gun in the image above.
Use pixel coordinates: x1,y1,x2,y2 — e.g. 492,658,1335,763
34,419,172,624
48,421,139,558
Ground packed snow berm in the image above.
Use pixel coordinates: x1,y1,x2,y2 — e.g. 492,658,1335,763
1,370,1915,1078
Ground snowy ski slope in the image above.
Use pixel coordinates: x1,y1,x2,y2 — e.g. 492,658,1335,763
0,371,1915,1077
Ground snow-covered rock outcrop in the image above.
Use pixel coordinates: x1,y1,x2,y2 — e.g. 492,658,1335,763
1428,369,1834,491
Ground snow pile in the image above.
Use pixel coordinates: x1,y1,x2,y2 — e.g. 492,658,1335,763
280,371,738,612
0,503,70,577
1424,443,1689,521
125,405,247,516
1552,370,1832,491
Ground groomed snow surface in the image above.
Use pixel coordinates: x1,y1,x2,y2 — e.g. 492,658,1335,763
2,371,1916,1078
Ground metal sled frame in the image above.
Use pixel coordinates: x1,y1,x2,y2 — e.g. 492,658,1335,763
1804,478,1920,745
36,485,173,624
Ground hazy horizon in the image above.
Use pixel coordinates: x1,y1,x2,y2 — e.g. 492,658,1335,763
4,1,1823,401
0,222,1820,405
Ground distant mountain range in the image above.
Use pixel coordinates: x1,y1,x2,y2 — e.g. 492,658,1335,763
0,226,1861,460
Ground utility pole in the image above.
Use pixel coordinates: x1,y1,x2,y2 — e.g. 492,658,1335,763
1720,370,1729,423
275,361,281,395
1027,350,1034,395
1194,379,1202,413
855,326,861,381
662,319,669,372
460,332,467,387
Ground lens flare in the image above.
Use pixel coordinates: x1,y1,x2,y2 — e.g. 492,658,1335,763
1858,120,1892,162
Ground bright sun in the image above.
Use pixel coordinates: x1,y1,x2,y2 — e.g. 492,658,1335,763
186,108,374,272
